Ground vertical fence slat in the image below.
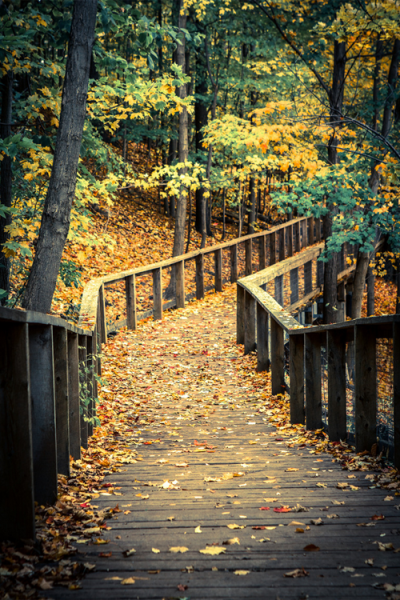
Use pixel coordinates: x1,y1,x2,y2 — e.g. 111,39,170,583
230,244,238,283
98,284,107,344
287,224,293,257
269,232,276,265
53,326,70,476
278,229,285,262
0,321,35,541
327,329,347,441
244,290,256,355
394,322,400,469
29,323,58,505
305,332,322,429
308,216,315,245
215,249,222,292
78,334,88,450
68,331,80,460
176,261,185,309
237,285,245,344
271,318,285,395
289,334,305,424
290,267,299,305
304,260,312,294
126,274,137,330
245,239,252,275
196,254,205,298
259,236,266,270
294,221,301,253
86,333,95,438
153,266,163,318
301,220,307,249
275,274,283,306
355,324,377,453
256,304,269,371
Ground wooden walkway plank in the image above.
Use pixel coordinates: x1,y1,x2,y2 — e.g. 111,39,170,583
45,288,399,600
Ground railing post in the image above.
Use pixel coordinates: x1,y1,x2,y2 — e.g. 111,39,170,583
244,290,256,355
196,254,205,298
256,304,269,371
327,329,347,441
153,266,163,318
308,216,315,245
275,274,283,306
269,232,276,265
68,330,80,460
126,274,137,330
98,284,107,344
176,261,185,309
278,228,285,262
0,321,35,541
245,238,252,275
304,260,312,294
355,324,377,453
301,220,307,249
53,326,70,476
289,334,305,424
29,323,58,506
305,332,322,430
393,322,400,468
271,318,285,395
315,217,321,242
290,267,299,305
215,249,222,292
86,333,95,438
258,236,266,270
294,221,301,253
78,334,88,450
287,224,293,257
237,285,245,344
230,244,238,283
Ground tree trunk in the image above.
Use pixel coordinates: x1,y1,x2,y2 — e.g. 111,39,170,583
21,0,97,313
247,177,256,234
323,40,346,324
352,251,369,319
0,72,13,302
195,63,208,236
171,0,188,258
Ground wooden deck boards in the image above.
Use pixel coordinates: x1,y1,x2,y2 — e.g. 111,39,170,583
47,289,399,600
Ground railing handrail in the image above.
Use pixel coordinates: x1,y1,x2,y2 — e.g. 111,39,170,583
0,304,90,336
78,215,313,330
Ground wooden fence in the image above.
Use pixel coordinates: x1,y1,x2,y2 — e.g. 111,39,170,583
237,244,400,469
0,214,321,542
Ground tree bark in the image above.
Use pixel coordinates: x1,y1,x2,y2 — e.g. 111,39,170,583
323,40,346,324
21,0,97,312
171,0,188,258
247,177,256,234
0,72,13,302
195,51,208,237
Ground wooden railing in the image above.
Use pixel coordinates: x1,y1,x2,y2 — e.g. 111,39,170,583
0,214,322,543
0,307,98,541
79,216,322,335
237,242,399,469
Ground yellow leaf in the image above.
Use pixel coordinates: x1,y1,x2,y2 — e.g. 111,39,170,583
199,547,226,555
152,548,160,553
227,524,245,530
121,578,135,585
169,547,188,553
195,525,202,533
234,570,250,576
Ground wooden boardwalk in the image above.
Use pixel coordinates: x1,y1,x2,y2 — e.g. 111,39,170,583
48,288,400,600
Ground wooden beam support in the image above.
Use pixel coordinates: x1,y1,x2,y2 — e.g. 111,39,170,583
327,329,346,441
269,232,276,265
355,324,377,453
215,249,222,292
126,274,137,330
258,236,266,270
230,244,238,283
289,333,305,424
305,332,322,430
98,284,107,344
78,334,88,450
287,224,293,257
256,304,269,371
196,254,205,298
244,290,256,355
278,228,285,262
271,318,285,396
175,261,185,309
29,323,58,506
53,326,70,476
68,331,80,460
153,267,163,318
0,321,35,541
294,221,301,253
245,238,252,276
237,285,245,344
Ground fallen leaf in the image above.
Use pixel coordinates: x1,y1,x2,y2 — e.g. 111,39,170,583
123,548,136,557
152,548,160,553
234,570,250,575
274,507,291,513
284,568,309,578
310,518,323,526
169,547,188,553
223,537,240,545
195,525,202,533
121,578,135,585
199,546,226,555
227,524,245,530
304,544,320,552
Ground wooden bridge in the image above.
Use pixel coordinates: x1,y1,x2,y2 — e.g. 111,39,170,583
1,216,399,599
